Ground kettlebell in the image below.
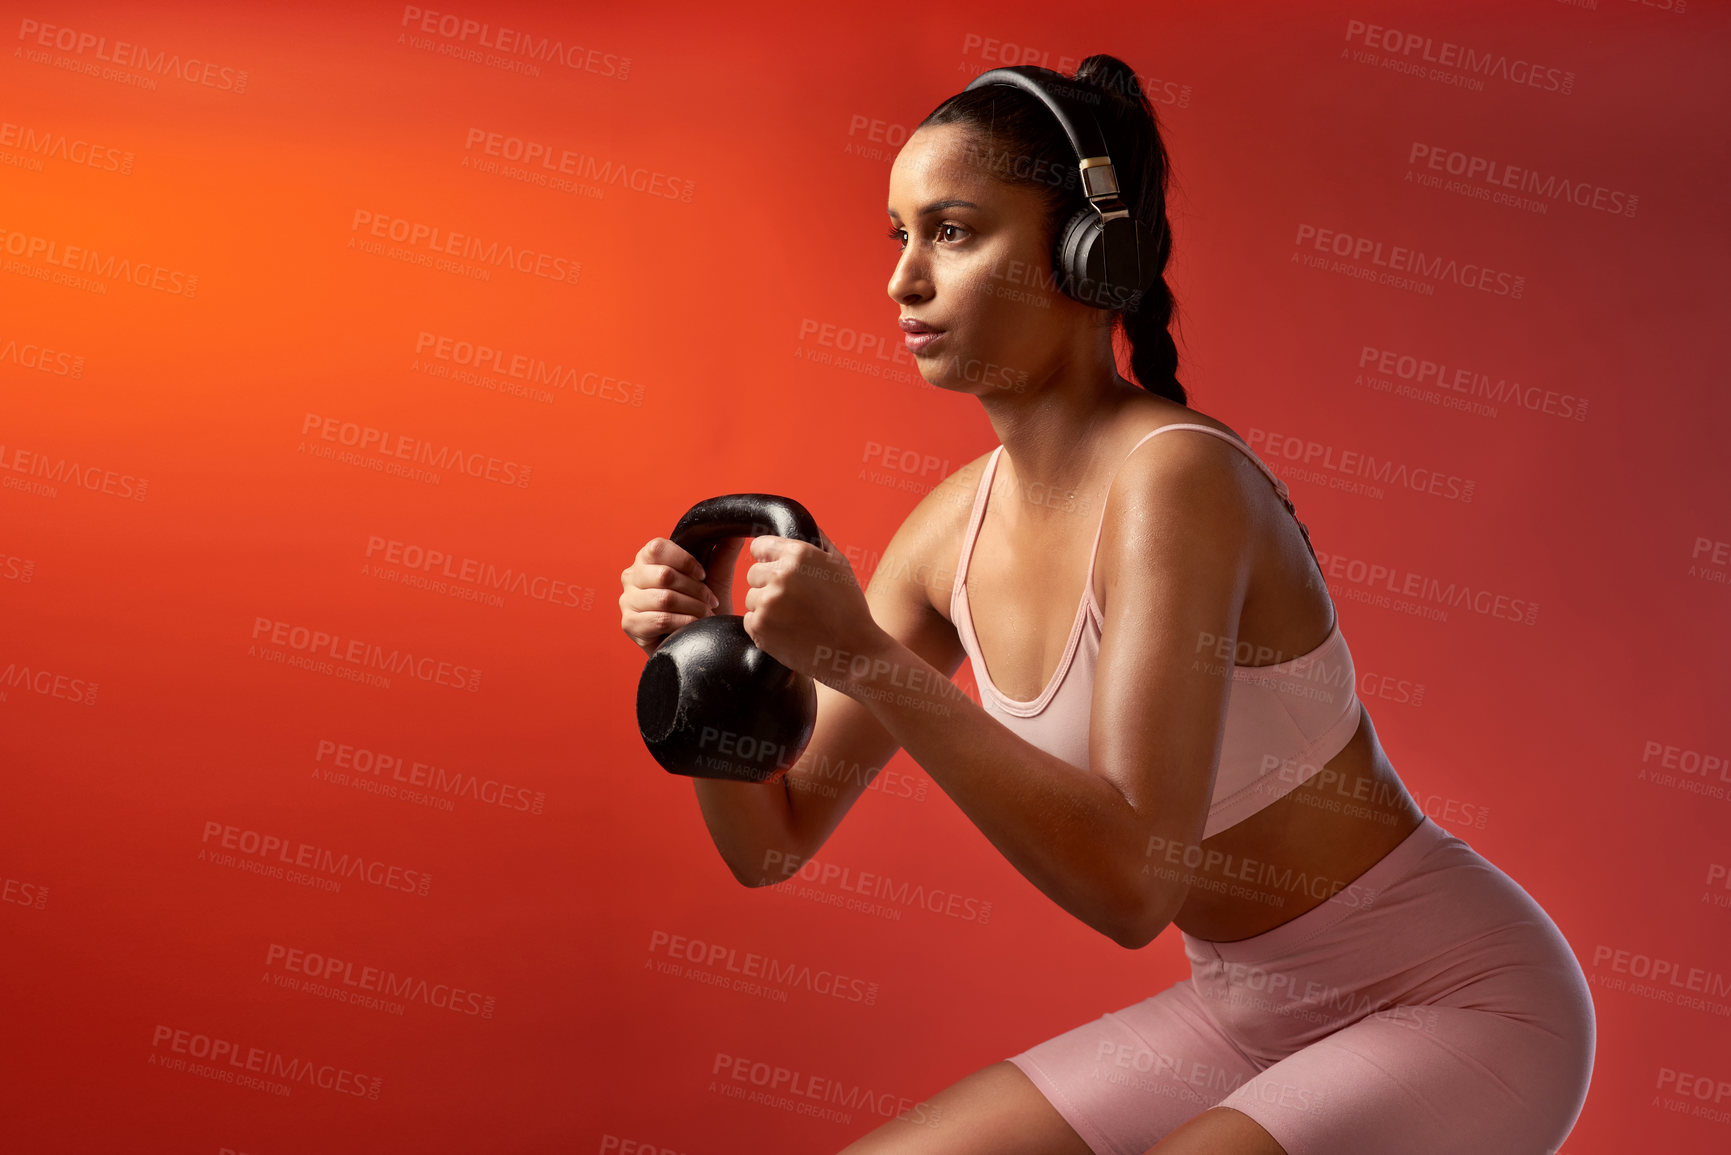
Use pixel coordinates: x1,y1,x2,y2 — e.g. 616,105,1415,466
636,494,824,783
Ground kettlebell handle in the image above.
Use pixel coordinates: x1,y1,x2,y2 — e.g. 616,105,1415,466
654,493,825,644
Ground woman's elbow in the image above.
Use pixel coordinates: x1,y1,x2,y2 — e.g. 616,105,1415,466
1111,918,1165,951
1112,885,1185,950
723,843,805,889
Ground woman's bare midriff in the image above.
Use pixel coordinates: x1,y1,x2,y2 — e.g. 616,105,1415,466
941,402,1426,945
1170,715,1423,942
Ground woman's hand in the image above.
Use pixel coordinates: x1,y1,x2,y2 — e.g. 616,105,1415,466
619,536,726,656
741,530,886,693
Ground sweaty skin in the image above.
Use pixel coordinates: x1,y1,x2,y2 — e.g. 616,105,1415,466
879,123,1424,943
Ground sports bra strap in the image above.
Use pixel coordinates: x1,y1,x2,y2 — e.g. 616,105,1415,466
962,423,1325,612
1101,423,1322,570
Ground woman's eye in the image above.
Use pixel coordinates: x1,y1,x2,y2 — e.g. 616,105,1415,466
885,223,964,250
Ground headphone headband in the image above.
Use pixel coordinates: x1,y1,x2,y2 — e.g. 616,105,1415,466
963,66,1126,215
960,64,1159,309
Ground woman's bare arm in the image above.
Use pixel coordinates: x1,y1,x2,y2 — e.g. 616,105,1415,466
829,435,1258,949
686,464,980,887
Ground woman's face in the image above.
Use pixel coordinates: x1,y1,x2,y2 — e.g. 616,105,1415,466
886,123,1094,398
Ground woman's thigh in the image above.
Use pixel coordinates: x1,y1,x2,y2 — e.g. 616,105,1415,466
834,1059,1094,1155
1183,818,1596,1153
1009,981,1265,1154
1214,1000,1592,1155
837,980,1260,1155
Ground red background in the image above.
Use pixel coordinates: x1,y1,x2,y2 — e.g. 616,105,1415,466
3,1,1728,1152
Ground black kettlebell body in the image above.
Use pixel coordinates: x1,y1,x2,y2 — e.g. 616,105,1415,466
636,494,823,782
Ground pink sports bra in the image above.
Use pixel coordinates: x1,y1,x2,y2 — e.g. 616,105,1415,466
949,423,1364,840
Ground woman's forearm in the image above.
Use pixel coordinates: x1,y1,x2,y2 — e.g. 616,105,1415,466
691,776,801,886
831,632,1160,947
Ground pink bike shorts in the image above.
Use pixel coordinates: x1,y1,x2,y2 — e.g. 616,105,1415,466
1005,817,1595,1155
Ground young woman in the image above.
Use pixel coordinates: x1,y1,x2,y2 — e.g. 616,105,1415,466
620,55,1594,1155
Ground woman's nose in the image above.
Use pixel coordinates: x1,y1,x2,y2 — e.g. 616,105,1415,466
887,252,929,303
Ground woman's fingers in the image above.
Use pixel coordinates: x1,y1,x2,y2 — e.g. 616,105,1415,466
624,580,713,620
628,538,718,607
621,539,726,652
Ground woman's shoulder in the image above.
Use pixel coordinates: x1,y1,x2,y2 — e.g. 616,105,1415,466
867,449,997,625
1094,406,1276,571
925,444,998,571
1116,399,1248,454
1111,403,1265,488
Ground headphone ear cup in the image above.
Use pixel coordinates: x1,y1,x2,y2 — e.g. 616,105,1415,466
1055,209,1104,306
1112,215,1164,303
1058,210,1166,310
1074,214,1165,310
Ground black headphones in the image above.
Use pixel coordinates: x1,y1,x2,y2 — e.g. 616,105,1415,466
962,66,1164,312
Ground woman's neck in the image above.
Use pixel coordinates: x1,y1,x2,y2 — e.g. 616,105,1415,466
981,372,1157,503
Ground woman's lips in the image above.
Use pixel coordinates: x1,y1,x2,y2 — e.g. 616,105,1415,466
898,319,946,354
903,329,944,354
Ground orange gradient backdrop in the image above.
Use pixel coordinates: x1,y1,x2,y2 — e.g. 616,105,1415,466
3,1,1728,1152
